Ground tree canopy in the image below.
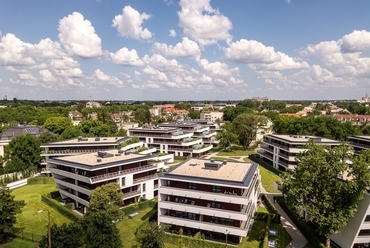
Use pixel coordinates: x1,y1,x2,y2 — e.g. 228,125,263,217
0,187,25,242
232,114,267,148
135,222,168,248
43,117,73,135
281,141,370,247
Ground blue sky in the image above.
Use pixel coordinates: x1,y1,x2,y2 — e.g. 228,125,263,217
0,0,369,101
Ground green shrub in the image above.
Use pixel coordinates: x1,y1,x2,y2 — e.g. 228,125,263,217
41,195,81,222
260,214,271,248
163,233,231,248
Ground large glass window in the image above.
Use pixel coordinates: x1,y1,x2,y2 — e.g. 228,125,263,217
365,215,370,222
212,185,221,193
359,229,370,236
188,183,196,190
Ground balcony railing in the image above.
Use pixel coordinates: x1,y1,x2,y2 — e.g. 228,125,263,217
350,141,370,149
133,174,158,184
41,149,109,155
123,189,141,199
90,164,157,182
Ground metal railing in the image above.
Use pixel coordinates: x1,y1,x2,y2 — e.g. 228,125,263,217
133,174,158,184
90,164,157,182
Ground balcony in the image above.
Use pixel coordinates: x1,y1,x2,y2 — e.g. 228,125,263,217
58,188,90,207
350,141,370,149
123,189,141,199
133,174,158,184
90,164,157,183
54,178,92,196
256,149,273,160
41,149,109,156
50,168,91,184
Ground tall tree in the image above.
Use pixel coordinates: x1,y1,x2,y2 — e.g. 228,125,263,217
39,131,58,144
87,183,124,222
216,122,238,149
43,117,73,135
0,187,26,242
39,222,83,248
135,222,168,248
232,114,266,148
281,142,370,247
4,134,42,172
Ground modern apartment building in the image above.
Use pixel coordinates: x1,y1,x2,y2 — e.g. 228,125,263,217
348,135,370,155
158,121,218,145
40,136,131,173
128,126,213,157
158,158,260,244
257,134,340,170
200,111,224,122
48,149,159,213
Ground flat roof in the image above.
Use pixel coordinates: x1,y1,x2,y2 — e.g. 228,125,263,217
267,134,340,143
44,136,128,146
129,127,179,133
168,158,251,182
52,149,147,167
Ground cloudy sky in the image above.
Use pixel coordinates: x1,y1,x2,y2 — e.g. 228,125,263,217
0,0,369,101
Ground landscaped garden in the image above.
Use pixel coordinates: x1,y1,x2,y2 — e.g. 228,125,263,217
217,145,256,157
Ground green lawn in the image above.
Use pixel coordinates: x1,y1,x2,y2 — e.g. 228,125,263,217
257,206,269,213
217,145,255,156
209,157,240,162
269,222,293,248
258,166,280,193
243,219,266,248
116,206,154,247
12,184,71,238
1,238,37,248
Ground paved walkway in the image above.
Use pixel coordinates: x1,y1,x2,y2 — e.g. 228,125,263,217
261,187,308,248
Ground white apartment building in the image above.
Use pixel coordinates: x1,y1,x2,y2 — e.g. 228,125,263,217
158,158,260,244
40,136,131,173
48,148,159,213
257,134,340,171
128,126,213,157
200,111,224,122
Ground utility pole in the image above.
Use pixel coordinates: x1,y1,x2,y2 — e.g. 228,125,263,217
48,210,51,248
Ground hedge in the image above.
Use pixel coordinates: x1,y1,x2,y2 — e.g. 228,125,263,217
260,194,280,223
27,176,55,185
260,214,271,248
275,196,326,248
41,195,81,222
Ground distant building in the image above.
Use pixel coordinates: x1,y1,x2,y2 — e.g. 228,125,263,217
158,158,260,244
86,101,101,108
68,110,83,126
333,114,370,125
200,111,223,122
252,96,270,102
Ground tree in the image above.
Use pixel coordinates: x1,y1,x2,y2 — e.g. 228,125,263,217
232,114,266,148
216,122,238,149
78,119,104,136
281,142,370,247
39,131,58,144
43,117,73,135
59,126,84,141
177,228,185,248
39,222,83,248
82,211,122,248
4,134,41,172
87,183,124,222
135,222,168,248
116,128,127,137
0,187,25,242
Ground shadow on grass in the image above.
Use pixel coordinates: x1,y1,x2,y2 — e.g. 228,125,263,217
247,219,266,244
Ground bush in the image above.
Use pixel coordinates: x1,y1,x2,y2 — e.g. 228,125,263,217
27,176,55,185
276,196,326,248
260,214,271,248
41,195,81,222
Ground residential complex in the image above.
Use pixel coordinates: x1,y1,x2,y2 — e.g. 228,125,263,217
200,111,224,122
333,114,370,125
128,126,213,157
348,135,370,155
257,134,340,170
40,136,131,173
48,149,159,213
158,158,260,244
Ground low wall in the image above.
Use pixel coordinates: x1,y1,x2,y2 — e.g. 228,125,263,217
6,178,28,190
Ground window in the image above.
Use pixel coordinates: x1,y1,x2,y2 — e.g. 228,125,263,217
143,183,146,192
121,177,125,186
188,183,196,190
188,213,196,220
211,201,221,208
365,215,370,222
359,229,370,236
212,185,221,193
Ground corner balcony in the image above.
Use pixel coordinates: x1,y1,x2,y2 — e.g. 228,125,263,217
54,178,92,196
58,188,90,206
133,174,158,184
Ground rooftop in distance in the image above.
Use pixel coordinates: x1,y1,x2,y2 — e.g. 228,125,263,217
168,158,252,182
43,136,129,146
51,149,149,167
268,134,340,143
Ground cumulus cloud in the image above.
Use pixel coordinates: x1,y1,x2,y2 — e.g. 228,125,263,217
58,12,102,58
151,37,201,59
0,34,35,66
340,30,370,53
108,47,144,66
169,29,176,37
93,69,124,87
178,0,232,46
39,69,56,82
112,6,153,40
198,58,243,85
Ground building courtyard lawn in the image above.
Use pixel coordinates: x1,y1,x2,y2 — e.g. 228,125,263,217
217,145,255,157
1,238,38,248
11,183,71,239
258,166,281,193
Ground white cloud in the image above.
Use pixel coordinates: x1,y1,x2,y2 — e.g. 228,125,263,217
58,12,102,58
169,29,176,37
39,70,56,82
93,69,124,87
285,0,291,4
108,47,144,66
340,30,370,53
143,66,169,81
112,6,153,40
178,0,232,46
0,34,35,66
151,37,201,59
198,58,243,85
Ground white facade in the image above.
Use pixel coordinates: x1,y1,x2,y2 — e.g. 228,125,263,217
158,159,260,243
200,111,224,122
0,139,9,157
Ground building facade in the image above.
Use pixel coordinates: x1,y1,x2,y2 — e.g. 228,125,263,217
158,158,260,244
200,111,224,122
257,134,340,171
128,126,213,157
348,135,370,155
48,149,159,213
